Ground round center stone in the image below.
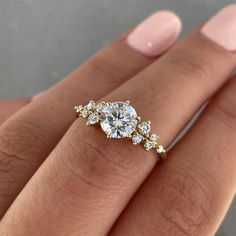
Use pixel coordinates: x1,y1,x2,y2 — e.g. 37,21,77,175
100,102,138,138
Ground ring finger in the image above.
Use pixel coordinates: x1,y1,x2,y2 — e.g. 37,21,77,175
1,5,236,236
0,11,180,217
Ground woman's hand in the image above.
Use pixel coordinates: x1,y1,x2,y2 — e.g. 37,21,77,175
0,5,236,236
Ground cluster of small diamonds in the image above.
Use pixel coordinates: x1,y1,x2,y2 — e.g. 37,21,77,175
74,100,102,125
131,121,166,156
75,100,166,158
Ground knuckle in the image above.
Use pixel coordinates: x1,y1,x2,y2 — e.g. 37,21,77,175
0,118,49,167
88,50,125,84
165,47,212,90
149,167,214,235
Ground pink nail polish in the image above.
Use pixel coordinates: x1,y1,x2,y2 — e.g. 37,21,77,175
201,5,236,52
127,11,182,57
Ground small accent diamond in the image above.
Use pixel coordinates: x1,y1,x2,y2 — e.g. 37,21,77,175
156,145,165,154
132,132,143,145
81,109,89,118
96,102,105,111
149,133,159,141
87,112,99,125
144,140,154,151
74,105,83,113
138,121,151,136
86,100,96,110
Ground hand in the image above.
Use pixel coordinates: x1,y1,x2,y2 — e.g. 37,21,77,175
0,5,236,236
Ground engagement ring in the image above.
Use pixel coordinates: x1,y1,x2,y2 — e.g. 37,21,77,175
74,101,167,159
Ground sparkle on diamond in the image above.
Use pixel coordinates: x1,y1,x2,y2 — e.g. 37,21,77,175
132,132,143,145
100,102,138,138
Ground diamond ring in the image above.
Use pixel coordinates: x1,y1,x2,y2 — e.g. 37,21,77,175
74,100,167,160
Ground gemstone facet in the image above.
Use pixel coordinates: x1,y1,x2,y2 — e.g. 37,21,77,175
132,132,143,145
96,102,105,111
144,140,154,150
81,109,89,118
137,121,151,136
86,100,96,110
100,102,138,138
87,112,100,125
156,145,165,154
149,133,159,141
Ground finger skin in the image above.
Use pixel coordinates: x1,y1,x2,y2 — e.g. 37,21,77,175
0,11,178,217
2,21,236,236
0,98,31,125
0,35,152,217
109,76,236,236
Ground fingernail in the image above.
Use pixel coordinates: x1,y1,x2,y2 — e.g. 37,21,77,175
201,5,236,51
127,11,182,57
32,92,43,101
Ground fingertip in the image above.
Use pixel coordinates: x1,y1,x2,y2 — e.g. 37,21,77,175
201,4,236,52
127,10,182,57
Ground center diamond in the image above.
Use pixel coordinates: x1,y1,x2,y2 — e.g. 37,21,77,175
100,102,138,138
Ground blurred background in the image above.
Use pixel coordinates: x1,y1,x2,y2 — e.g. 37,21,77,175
0,0,235,235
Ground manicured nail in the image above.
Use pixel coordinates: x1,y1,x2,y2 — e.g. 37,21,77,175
201,5,236,51
127,11,182,57
32,92,43,101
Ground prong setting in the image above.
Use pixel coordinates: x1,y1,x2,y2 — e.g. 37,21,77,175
74,100,166,160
